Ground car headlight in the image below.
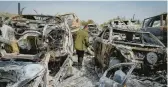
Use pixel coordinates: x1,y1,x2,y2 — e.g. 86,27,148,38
146,52,158,65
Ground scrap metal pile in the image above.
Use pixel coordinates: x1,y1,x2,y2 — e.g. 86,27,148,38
0,12,167,87
93,22,167,87
0,14,74,87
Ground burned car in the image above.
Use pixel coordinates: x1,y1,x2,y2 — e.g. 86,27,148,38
141,13,167,46
110,19,141,30
88,24,101,44
94,25,166,70
9,14,73,57
57,13,80,32
88,24,100,36
0,51,50,87
0,14,74,87
98,63,166,87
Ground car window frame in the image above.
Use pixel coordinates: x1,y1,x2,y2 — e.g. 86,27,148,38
102,28,110,40
102,63,136,85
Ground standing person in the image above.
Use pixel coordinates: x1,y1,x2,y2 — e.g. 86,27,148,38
0,17,19,55
74,25,89,69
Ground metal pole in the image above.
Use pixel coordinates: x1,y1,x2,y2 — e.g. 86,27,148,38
18,3,21,15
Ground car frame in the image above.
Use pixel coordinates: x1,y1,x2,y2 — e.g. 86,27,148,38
94,25,166,70
141,13,167,46
98,62,166,87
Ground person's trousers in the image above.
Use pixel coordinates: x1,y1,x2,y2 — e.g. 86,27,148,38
76,50,84,66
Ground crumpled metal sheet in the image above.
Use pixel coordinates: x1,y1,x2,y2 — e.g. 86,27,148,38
0,61,45,87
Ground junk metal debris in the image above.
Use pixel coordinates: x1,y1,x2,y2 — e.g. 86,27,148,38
57,13,81,32
98,63,166,87
110,19,141,30
94,25,166,69
0,12,167,87
93,24,167,87
141,13,167,46
0,14,74,87
88,23,101,44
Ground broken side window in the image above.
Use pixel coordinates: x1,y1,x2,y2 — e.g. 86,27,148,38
152,19,160,27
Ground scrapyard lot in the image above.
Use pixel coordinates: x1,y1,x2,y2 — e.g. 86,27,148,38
0,12,167,87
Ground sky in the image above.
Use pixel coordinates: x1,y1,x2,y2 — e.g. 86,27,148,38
0,1,167,24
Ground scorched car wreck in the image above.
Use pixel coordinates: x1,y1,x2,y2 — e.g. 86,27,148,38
0,14,74,87
94,24,167,87
94,25,166,70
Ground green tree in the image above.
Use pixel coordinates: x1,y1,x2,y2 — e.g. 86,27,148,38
80,19,94,26
87,19,94,24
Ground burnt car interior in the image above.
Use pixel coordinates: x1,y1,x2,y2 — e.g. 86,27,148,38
142,13,167,46
100,27,164,47
0,14,74,87
104,63,166,86
106,64,132,83
101,28,164,46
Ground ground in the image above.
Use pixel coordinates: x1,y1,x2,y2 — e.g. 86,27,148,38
55,54,99,87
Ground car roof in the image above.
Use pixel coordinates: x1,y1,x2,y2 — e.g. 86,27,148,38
144,12,167,20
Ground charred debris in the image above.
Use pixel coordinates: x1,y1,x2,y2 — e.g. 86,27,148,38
0,12,167,87
0,14,75,87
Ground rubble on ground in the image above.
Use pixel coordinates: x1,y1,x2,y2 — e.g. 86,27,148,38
0,12,167,87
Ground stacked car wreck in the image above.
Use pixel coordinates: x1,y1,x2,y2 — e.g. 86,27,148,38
94,23,167,87
0,14,74,87
0,11,167,87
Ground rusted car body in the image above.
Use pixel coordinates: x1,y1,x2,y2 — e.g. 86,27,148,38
94,25,166,70
0,14,74,87
141,13,167,46
98,63,166,87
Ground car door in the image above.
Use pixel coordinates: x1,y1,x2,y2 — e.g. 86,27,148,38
142,14,167,46
99,28,112,69
101,28,112,69
94,30,104,66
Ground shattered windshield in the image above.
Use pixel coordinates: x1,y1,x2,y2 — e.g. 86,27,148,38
142,33,163,46
113,30,163,46
113,31,142,44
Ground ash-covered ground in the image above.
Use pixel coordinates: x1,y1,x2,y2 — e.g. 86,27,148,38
56,55,99,87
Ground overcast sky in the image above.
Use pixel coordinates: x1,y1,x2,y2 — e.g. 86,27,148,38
0,1,167,24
